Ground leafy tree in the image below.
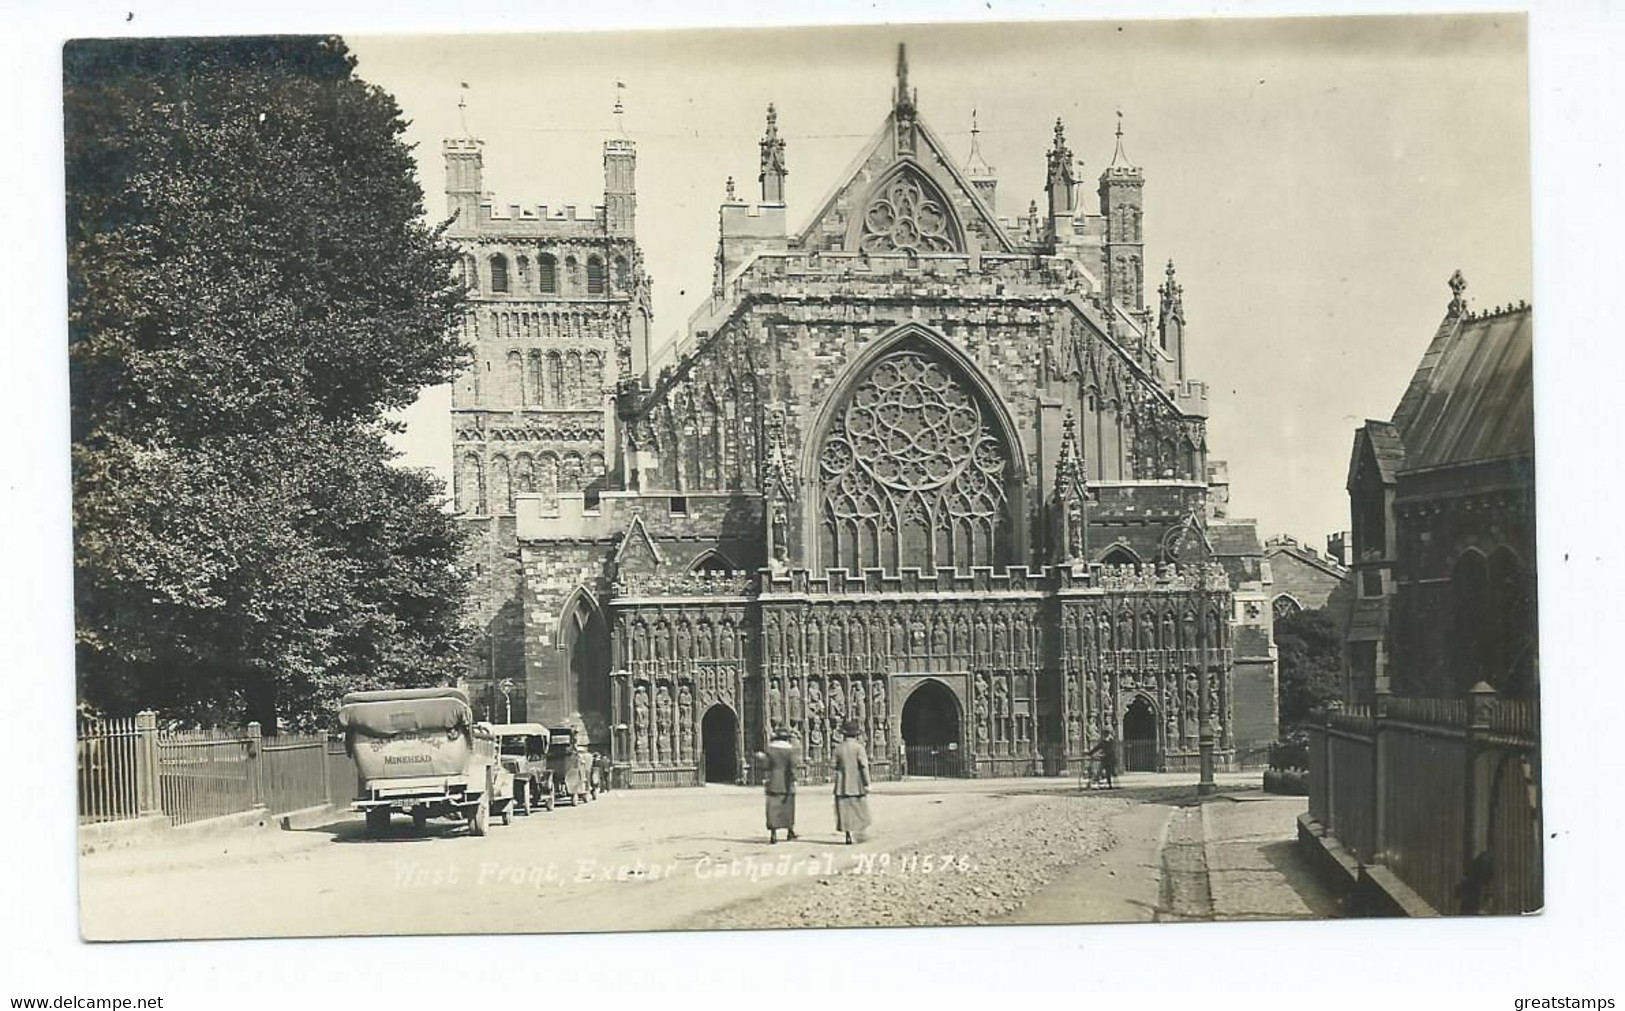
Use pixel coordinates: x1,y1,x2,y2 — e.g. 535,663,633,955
68,37,473,729
1274,607,1344,730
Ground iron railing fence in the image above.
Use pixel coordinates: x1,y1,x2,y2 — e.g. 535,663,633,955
77,715,145,824
1307,691,1540,915
259,732,330,816
157,726,258,826
78,714,360,829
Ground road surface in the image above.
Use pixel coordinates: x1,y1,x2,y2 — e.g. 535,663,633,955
79,772,1331,939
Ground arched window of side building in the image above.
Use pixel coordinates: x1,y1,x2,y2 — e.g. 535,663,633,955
586,256,606,295
538,254,557,294
489,254,509,294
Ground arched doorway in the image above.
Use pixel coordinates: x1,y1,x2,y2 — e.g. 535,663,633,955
700,705,739,784
561,591,610,744
901,680,963,778
1123,694,1159,772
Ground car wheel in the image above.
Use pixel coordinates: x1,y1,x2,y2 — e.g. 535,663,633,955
469,797,490,837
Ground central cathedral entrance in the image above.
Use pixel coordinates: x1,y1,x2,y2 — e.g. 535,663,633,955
700,705,739,784
900,680,963,778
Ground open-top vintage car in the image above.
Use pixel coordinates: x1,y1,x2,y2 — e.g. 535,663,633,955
489,722,554,815
339,687,515,837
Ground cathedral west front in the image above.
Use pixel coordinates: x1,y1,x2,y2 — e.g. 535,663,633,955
448,46,1279,787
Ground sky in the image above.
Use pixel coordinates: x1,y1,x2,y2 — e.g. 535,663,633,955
347,14,1530,549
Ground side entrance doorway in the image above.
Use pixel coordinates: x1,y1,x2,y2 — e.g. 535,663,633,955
900,679,964,778
1123,694,1159,772
700,705,739,784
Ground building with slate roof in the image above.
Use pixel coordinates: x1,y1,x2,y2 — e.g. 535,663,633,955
1342,271,1536,705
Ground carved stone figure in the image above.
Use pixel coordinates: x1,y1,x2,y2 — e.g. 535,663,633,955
677,685,694,760
871,680,887,721
807,680,824,720
633,686,650,761
829,679,846,719
850,680,867,727
768,679,784,724
789,680,804,723
931,618,949,656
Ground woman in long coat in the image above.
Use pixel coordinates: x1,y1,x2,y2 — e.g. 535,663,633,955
758,725,800,844
832,719,872,844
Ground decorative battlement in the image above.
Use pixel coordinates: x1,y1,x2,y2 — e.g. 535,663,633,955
760,561,1230,598
443,137,483,153
613,570,754,600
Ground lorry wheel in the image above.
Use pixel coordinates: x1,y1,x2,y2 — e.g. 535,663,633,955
469,797,490,837
365,807,389,837
412,808,429,832
500,802,513,827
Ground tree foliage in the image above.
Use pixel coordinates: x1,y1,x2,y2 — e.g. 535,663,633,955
68,37,473,729
1274,607,1344,731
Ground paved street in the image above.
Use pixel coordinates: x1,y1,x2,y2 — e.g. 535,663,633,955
79,773,1334,939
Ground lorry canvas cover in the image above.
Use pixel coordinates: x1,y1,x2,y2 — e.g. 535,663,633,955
338,687,471,738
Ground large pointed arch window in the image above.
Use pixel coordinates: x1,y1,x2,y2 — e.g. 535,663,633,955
818,346,1012,573
856,165,963,255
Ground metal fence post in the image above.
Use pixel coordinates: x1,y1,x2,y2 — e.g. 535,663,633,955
246,721,264,807
1460,681,1497,912
1373,687,1390,861
135,710,161,818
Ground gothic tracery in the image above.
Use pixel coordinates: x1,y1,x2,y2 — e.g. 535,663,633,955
818,348,1012,573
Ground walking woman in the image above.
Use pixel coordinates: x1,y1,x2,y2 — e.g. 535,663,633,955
832,719,872,845
758,724,800,844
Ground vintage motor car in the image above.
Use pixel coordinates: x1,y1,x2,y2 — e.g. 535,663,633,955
489,722,554,814
544,725,593,806
339,687,515,837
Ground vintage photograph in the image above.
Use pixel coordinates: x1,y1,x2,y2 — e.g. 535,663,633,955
68,15,1538,940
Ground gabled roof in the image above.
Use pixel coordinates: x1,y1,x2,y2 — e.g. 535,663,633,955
792,108,1016,255
613,514,663,571
1391,306,1533,471
1347,420,1406,491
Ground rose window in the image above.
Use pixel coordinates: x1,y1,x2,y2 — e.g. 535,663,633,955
858,171,960,256
819,349,1011,573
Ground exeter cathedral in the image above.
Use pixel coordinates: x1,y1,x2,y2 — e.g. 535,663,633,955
447,47,1279,786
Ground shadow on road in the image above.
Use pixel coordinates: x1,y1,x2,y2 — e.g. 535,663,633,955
1258,839,1343,918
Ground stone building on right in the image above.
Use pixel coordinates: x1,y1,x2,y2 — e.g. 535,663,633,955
1342,273,1536,706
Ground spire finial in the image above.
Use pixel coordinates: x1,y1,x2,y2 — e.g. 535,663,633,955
457,82,471,138
726,176,737,202
1109,108,1135,169
612,79,627,136
896,43,911,110
759,102,788,203
965,107,994,179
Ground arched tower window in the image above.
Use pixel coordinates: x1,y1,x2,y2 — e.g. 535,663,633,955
816,343,1013,574
538,254,558,294
586,256,606,295
516,255,530,290
489,254,509,294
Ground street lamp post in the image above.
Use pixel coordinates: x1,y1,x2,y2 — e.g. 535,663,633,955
1172,507,1220,797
